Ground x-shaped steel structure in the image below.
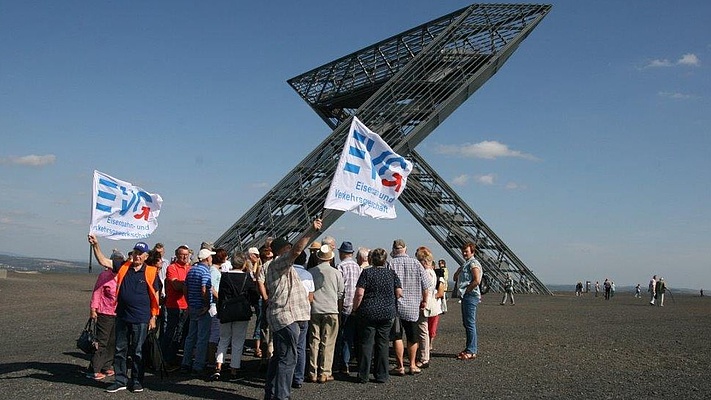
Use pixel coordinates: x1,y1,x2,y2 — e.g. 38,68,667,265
215,3,553,294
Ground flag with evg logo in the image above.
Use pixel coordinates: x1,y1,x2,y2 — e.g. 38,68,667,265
324,117,413,219
89,170,163,240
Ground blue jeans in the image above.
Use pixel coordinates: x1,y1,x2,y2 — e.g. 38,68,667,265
181,309,211,372
337,312,356,369
253,298,264,340
113,318,148,386
461,292,479,354
293,320,308,385
265,322,299,400
161,308,188,365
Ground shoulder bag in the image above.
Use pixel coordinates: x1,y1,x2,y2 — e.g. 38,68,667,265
76,318,98,354
218,274,253,323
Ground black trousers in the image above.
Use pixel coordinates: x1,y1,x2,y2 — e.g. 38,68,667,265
90,313,116,373
358,317,393,382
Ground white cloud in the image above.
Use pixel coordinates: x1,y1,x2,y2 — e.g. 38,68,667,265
452,174,469,186
0,154,56,167
475,174,495,185
647,59,673,68
646,53,700,68
505,182,526,190
677,53,700,66
658,91,694,100
436,140,537,160
250,182,269,189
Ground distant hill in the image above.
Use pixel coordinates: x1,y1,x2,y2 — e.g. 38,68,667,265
0,254,91,274
0,253,701,295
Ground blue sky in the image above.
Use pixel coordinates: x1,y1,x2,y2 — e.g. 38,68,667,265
1,1,709,290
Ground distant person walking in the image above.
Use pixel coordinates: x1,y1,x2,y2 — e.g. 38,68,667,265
453,241,481,361
575,281,583,297
635,284,641,298
500,273,515,305
648,275,657,306
603,279,611,300
655,278,667,307
435,260,449,313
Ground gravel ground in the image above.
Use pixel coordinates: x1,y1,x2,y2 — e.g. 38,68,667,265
1,271,709,399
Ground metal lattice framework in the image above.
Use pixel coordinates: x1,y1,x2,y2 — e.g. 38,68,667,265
215,3,552,294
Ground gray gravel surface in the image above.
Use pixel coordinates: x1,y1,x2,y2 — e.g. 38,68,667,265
1,271,709,399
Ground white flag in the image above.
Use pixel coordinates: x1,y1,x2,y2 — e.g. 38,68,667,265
324,117,413,219
89,170,163,240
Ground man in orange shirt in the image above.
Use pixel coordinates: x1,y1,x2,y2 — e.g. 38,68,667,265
162,245,192,369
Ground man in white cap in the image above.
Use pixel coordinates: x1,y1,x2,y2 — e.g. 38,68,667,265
247,247,261,276
180,247,215,375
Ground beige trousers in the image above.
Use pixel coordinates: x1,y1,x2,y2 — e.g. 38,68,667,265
308,313,340,377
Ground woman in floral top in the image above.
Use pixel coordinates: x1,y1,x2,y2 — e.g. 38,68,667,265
352,248,402,384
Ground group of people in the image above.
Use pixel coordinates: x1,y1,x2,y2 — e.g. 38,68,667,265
85,219,485,398
582,277,669,304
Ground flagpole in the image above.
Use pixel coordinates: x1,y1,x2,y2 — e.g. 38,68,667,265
89,244,93,273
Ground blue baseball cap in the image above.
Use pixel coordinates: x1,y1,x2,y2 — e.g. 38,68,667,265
133,242,150,254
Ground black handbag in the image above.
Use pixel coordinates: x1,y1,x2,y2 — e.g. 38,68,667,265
76,318,98,354
218,274,253,323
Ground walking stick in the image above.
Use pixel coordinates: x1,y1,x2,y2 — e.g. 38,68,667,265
667,288,676,304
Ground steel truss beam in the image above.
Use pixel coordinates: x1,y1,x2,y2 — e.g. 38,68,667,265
214,3,552,294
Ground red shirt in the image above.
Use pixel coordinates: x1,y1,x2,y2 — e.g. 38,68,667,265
165,262,190,309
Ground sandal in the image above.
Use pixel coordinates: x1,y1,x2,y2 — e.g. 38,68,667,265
409,366,422,375
389,367,405,376
415,361,430,369
456,352,477,360
210,371,221,381
254,348,263,358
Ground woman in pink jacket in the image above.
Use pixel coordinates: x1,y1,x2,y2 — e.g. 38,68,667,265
86,250,121,380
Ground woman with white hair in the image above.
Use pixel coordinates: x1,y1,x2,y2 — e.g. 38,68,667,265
213,252,259,380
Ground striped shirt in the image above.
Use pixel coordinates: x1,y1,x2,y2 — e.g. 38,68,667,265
185,262,212,311
265,255,311,331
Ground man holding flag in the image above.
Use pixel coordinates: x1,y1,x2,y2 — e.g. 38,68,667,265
88,235,161,393
87,171,164,393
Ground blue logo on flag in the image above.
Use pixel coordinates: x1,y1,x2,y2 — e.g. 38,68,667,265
343,128,408,192
95,176,153,217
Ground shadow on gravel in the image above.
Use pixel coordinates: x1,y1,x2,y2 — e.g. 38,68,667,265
0,361,101,387
139,382,254,399
0,361,255,399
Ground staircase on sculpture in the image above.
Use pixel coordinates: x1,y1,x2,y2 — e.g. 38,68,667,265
214,3,553,295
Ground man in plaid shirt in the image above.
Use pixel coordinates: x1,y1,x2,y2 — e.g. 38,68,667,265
335,241,361,374
389,239,431,375
264,218,322,400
